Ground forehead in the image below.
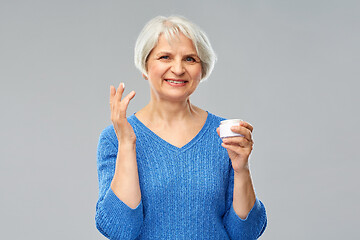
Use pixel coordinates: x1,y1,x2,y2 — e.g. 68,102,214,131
152,33,197,54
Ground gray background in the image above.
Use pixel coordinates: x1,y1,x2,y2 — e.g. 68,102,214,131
1,0,359,239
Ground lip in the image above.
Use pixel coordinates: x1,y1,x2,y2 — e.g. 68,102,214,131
164,79,188,87
165,79,188,82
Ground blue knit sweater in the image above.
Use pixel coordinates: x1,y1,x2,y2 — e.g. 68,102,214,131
96,111,267,239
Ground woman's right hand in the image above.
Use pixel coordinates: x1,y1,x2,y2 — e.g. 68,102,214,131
110,83,136,145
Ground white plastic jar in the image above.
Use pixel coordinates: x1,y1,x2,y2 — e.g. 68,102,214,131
219,119,244,139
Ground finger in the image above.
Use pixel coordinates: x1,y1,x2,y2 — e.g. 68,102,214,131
230,125,252,142
240,121,253,132
222,142,253,153
115,82,125,102
123,90,136,103
222,136,253,148
221,142,243,153
216,127,220,136
110,85,116,105
119,91,136,118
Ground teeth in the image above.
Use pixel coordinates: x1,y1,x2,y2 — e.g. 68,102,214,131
167,80,186,83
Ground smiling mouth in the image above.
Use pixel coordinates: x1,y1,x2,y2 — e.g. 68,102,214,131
165,79,188,84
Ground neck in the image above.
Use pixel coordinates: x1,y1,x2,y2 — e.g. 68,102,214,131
144,98,199,122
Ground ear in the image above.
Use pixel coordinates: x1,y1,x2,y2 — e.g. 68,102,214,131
142,73,148,80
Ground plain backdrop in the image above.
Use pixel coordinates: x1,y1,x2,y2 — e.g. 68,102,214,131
1,0,359,239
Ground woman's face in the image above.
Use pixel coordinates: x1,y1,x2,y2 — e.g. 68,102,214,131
145,33,202,102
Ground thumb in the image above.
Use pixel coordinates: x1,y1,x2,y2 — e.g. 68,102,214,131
119,91,136,119
216,127,220,137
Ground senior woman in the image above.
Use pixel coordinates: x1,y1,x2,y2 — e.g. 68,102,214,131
96,15,267,239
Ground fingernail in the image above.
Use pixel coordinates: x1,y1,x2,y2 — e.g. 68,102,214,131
121,82,125,89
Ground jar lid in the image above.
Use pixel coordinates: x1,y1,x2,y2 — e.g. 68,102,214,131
220,119,243,125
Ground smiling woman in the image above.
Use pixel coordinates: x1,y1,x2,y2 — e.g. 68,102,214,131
134,15,216,82
144,32,202,102
95,15,267,240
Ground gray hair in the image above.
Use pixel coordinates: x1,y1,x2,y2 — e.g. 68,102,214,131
134,15,217,81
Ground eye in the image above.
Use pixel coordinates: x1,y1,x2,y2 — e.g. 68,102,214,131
185,56,196,62
159,56,169,60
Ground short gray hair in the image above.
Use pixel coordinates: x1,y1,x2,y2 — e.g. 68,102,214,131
134,15,217,81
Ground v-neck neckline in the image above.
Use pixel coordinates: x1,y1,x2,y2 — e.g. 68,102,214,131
130,111,211,152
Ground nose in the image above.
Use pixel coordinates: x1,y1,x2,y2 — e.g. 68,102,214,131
170,59,185,76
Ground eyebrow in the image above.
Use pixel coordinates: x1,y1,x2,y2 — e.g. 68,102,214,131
155,51,199,57
185,53,200,58
155,51,172,57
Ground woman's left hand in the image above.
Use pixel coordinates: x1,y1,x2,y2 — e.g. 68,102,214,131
216,121,254,173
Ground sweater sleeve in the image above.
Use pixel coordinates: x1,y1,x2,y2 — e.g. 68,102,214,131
223,168,267,240
95,128,143,240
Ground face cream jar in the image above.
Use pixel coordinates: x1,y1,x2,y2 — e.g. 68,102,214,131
220,119,244,139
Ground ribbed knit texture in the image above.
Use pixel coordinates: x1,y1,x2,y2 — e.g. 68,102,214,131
96,111,267,240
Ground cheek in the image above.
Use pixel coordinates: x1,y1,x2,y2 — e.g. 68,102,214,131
192,65,202,80
148,64,166,78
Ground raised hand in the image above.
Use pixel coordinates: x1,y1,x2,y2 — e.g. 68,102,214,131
110,83,136,145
